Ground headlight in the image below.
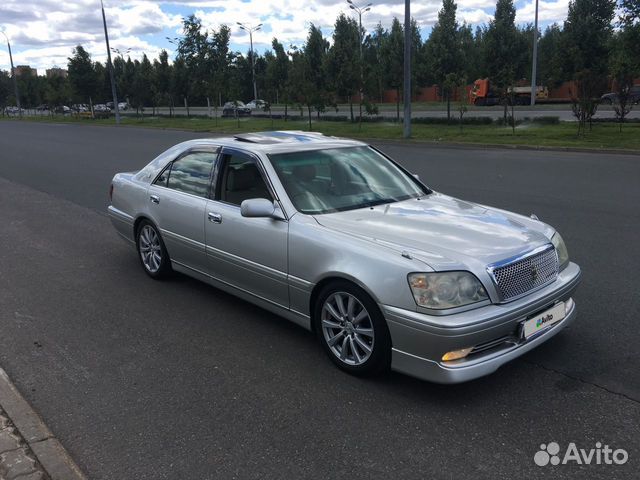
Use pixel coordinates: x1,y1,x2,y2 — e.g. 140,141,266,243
408,272,488,310
551,232,569,270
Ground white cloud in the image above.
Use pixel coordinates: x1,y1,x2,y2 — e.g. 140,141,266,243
0,0,572,71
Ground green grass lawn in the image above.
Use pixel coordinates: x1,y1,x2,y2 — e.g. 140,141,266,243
3,114,639,151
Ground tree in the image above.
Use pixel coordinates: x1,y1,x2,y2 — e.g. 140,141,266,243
177,14,210,101
382,18,404,120
327,13,360,121
286,45,313,128
618,0,640,77
458,24,481,85
571,69,606,134
537,25,566,87
424,0,461,121
129,55,153,117
67,45,98,103
170,57,190,116
209,25,232,109
303,24,330,121
154,50,172,114
609,31,636,131
364,23,388,103
266,38,289,111
44,75,71,111
484,0,519,122
0,70,11,113
563,0,616,76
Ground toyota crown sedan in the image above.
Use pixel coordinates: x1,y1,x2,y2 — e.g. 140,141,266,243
108,131,581,383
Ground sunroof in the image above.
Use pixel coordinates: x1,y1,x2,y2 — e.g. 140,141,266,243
234,131,328,144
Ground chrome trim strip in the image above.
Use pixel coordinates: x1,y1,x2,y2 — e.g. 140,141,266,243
171,259,289,310
160,229,206,250
205,245,288,283
107,205,134,224
288,275,314,290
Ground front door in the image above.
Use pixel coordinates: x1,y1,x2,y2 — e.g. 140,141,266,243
204,148,289,308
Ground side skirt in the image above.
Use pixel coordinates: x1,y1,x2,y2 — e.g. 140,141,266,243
171,260,312,331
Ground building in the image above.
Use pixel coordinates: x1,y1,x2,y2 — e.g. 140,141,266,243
14,65,37,77
46,68,68,79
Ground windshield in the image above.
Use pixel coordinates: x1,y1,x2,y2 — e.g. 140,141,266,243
269,146,429,214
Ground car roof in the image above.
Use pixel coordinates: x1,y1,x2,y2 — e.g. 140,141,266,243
174,131,367,155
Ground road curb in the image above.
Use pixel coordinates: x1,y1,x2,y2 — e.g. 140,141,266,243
0,368,87,480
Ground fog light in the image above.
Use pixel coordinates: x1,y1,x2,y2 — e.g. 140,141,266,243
565,298,574,314
442,347,473,362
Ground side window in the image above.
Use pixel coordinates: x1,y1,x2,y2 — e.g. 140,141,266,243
218,153,273,206
153,165,170,187
163,152,216,198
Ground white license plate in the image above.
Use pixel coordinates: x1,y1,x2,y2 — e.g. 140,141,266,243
522,302,565,339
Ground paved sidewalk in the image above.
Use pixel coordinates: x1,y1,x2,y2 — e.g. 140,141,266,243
0,406,49,480
0,369,86,480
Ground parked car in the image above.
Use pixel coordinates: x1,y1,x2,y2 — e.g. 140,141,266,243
94,104,111,112
600,85,640,105
4,106,24,115
108,131,581,384
54,105,71,114
221,101,251,117
246,99,267,110
36,104,50,111
71,104,89,112
118,102,130,111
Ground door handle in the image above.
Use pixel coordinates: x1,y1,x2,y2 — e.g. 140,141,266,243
150,194,160,204
208,212,222,224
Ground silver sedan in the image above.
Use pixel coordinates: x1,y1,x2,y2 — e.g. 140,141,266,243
108,131,581,383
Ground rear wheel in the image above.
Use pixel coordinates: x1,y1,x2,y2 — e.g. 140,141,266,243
314,281,391,376
136,220,171,279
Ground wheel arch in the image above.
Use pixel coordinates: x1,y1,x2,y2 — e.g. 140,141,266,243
133,215,157,239
308,274,382,333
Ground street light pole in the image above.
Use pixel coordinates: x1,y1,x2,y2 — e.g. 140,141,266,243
347,1,372,130
403,0,411,138
237,22,263,101
101,0,121,124
1,31,22,118
530,0,539,106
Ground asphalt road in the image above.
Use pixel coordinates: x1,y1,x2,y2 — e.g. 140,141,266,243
0,121,638,479
131,105,640,121
22,104,640,121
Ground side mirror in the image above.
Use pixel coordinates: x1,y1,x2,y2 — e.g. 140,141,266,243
413,173,420,181
240,198,284,220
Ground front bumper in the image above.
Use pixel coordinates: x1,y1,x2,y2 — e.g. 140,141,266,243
384,262,581,384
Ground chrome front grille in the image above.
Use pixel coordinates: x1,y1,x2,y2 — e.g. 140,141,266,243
488,245,559,301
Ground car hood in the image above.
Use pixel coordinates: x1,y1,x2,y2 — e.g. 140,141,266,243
313,192,554,271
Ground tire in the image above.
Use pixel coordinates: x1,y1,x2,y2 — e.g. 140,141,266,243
136,220,172,279
313,280,391,377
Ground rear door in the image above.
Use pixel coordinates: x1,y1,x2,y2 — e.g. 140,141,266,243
146,146,219,270
204,148,289,308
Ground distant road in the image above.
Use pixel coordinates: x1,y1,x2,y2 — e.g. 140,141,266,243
16,104,639,121
135,105,640,121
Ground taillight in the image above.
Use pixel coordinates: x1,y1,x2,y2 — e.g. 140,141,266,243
109,184,114,202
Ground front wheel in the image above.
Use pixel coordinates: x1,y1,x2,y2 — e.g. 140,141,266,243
314,281,391,376
136,220,171,279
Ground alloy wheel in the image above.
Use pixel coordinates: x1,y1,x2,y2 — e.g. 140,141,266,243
321,292,375,366
139,225,162,273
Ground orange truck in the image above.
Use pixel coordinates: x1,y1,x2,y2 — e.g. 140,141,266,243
470,78,549,106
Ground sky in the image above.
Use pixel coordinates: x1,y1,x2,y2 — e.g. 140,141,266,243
0,0,571,73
